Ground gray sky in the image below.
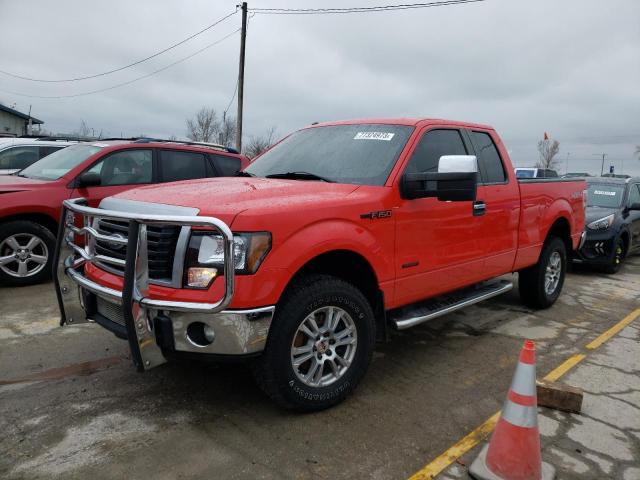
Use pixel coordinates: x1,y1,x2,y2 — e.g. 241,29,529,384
1,0,639,175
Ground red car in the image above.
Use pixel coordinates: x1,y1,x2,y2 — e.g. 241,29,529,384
55,119,586,410
0,139,249,286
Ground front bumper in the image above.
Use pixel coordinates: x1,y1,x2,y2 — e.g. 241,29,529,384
53,198,274,371
573,230,616,265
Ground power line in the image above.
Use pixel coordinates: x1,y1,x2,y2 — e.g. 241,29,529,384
0,9,238,83
250,0,485,15
0,29,240,99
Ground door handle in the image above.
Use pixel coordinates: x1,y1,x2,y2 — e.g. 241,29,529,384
473,200,486,216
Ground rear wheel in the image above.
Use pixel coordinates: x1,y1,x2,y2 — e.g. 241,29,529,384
0,221,55,286
253,274,375,411
519,236,566,309
604,237,625,274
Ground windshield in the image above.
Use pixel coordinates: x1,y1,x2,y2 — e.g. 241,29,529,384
587,184,625,208
19,144,103,180
515,169,535,178
244,124,414,186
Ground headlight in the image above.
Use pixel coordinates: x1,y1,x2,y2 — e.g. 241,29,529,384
184,232,271,288
587,214,614,231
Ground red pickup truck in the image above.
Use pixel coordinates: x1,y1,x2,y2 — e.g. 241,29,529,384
54,119,586,411
0,139,249,286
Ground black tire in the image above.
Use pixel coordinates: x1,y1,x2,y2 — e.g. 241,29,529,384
603,237,625,274
253,274,376,411
519,236,566,309
0,221,56,287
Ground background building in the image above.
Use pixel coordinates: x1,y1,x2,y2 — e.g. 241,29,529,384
0,103,43,137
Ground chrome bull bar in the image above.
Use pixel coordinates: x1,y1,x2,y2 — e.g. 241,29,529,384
53,197,235,371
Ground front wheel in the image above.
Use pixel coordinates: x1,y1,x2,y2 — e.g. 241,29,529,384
519,236,567,309
253,274,375,411
603,237,625,274
0,221,56,287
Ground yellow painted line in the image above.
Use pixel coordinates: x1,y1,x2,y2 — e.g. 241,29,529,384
543,354,586,382
585,307,640,350
407,306,640,480
408,412,500,480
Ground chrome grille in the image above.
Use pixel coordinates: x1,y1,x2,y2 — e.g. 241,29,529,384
94,219,181,281
96,296,125,326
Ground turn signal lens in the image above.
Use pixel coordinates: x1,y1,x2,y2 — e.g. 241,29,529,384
186,267,218,288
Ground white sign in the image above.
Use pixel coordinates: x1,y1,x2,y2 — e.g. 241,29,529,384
354,132,395,141
593,190,617,196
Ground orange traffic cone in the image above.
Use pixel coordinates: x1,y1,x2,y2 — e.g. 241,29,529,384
469,340,555,480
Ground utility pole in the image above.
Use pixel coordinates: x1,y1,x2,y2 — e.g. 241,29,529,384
235,2,248,153
593,153,607,176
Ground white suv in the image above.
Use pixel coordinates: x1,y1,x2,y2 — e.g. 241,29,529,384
0,138,77,175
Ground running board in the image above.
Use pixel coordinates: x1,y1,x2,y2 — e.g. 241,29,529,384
391,280,513,330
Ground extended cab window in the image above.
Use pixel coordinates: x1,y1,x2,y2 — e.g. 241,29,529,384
88,149,152,186
159,150,209,182
471,131,506,183
405,129,467,173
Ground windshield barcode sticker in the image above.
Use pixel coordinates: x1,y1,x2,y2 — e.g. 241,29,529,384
354,132,395,141
594,190,617,196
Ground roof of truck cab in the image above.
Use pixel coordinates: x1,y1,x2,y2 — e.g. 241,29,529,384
309,118,493,130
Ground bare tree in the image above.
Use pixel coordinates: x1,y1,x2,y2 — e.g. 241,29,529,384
244,127,277,159
186,107,218,143
536,137,560,169
635,145,640,159
77,120,91,138
218,115,237,147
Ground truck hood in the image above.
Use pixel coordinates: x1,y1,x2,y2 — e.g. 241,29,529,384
0,174,53,193
113,177,362,225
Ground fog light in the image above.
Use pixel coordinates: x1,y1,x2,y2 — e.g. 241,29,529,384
187,267,217,288
186,322,215,347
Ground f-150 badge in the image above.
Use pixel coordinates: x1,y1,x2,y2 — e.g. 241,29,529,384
360,210,392,220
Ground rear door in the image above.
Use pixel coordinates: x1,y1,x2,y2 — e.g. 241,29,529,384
71,148,154,207
394,127,486,306
626,182,640,252
157,149,214,182
465,129,520,277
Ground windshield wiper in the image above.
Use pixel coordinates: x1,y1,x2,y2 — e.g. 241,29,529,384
265,171,334,183
235,171,255,177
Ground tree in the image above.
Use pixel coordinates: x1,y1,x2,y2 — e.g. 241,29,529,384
185,107,237,147
244,127,277,159
186,107,218,143
536,137,560,169
635,145,640,159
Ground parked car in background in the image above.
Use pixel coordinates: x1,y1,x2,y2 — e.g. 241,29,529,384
0,139,249,286
54,118,586,411
0,137,77,174
574,176,640,273
515,167,559,178
562,172,591,178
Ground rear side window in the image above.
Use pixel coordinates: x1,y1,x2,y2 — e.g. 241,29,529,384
471,131,506,183
159,150,208,182
405,129,467,173
0,146,39,169
211,154,241,176
39,146,64,159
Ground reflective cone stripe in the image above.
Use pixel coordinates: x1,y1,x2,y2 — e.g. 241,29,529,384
484,339,543,479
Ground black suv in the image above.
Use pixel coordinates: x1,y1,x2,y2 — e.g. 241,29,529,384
575,177,640,273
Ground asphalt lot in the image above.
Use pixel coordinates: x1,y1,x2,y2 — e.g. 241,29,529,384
1,256,639,480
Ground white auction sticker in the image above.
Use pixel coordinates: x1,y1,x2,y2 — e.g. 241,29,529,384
594,190,617,196
354,132,395,141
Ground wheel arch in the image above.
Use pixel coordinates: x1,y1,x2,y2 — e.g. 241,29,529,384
0,212,59,236
545,215,572,255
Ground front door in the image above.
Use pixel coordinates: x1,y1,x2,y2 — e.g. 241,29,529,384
626,182,640,253
394,127,486,307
